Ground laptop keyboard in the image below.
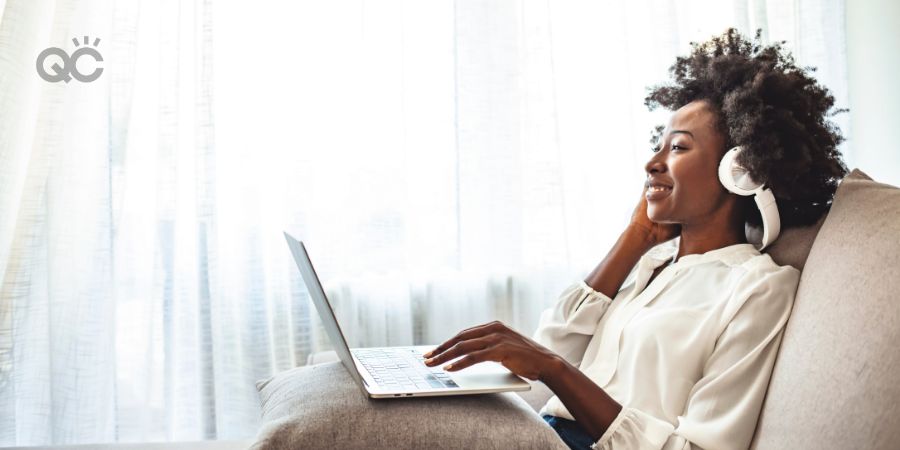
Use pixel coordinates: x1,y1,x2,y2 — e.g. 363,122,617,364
353,348,460,390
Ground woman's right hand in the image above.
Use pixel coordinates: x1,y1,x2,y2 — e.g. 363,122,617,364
628,183,681,247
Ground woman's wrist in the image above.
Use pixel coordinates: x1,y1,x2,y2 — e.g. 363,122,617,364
623,223,659,251
539,353,569,385
583,225,655,298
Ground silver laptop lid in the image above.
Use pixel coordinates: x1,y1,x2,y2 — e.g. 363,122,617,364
283,232,367,388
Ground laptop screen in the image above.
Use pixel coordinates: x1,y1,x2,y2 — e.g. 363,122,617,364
283,232,366,387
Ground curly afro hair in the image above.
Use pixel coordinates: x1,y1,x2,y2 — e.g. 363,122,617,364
645,28,849,230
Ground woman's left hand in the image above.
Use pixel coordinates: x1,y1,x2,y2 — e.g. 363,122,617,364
423,320,561,382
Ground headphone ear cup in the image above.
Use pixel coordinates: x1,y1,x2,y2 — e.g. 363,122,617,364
719,146,745,195
720,146,766,195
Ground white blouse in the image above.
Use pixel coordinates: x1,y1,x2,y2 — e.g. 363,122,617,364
533,236,800,450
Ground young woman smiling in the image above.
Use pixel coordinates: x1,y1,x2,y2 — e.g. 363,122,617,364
422,29,848,450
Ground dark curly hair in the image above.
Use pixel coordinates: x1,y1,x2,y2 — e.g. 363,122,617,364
644,28,849,229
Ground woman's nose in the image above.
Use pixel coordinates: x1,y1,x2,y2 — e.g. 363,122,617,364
645,154,666,175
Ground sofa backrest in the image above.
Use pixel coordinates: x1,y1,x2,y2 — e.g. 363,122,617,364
761,209,827,271
750,169,900,449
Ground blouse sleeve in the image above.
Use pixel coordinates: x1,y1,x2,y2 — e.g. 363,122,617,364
590,264,801,450
531,280,615,367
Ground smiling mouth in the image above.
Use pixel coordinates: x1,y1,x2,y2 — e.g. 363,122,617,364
646,185,672,200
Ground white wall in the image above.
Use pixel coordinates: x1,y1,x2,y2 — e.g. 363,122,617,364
846,0,900,186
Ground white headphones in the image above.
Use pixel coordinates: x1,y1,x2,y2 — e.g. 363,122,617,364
718,146,781,251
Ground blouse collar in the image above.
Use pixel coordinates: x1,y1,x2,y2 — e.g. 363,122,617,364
643,236,760,271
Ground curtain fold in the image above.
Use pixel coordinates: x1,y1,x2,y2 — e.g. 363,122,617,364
0,0,850,445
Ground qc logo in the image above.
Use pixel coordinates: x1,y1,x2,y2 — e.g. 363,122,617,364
36,36,104,83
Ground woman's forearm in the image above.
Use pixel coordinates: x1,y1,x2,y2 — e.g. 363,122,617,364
541,355,623,441
584,225,656,299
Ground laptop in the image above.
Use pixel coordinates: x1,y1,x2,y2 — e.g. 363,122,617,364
284,232,531,398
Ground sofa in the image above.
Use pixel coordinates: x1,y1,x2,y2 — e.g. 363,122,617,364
253,169,900,449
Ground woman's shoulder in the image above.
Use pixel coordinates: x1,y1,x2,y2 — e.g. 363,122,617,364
728,253,802,308
741,252,801,279
709,252,801,331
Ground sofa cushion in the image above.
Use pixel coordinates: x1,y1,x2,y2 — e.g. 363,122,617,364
251,361,568,449
750,169,900,449
760,212,827,271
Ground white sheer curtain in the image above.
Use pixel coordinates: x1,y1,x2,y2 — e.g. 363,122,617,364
0,0,850,445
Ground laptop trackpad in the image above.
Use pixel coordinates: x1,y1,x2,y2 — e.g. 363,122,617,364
449,361,527,389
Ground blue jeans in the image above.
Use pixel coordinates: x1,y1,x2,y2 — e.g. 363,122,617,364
542,414,597,450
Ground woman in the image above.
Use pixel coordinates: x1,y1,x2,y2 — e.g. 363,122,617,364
422,29,848,450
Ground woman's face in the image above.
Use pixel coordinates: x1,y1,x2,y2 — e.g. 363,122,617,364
644,100,730,225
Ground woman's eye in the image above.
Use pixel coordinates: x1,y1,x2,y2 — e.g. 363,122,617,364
651,144,686,153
